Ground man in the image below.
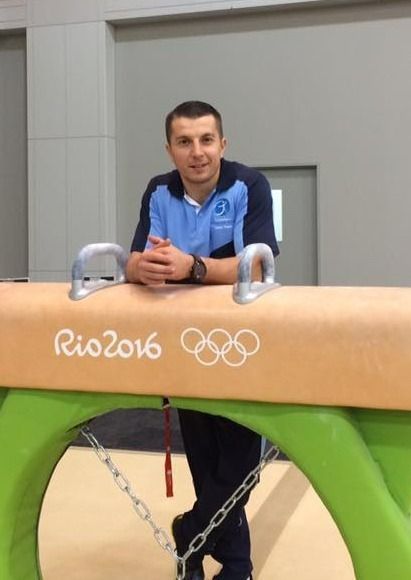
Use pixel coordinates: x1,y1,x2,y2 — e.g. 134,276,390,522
126,101,279,580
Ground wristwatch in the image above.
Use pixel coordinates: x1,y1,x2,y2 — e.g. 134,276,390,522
189,254,207,283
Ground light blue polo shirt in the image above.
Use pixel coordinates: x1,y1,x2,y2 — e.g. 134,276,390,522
131,158,279,260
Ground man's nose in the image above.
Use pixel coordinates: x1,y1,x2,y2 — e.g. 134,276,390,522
191,140,203,156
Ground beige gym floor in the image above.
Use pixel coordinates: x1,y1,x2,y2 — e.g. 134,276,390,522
39,448,355,579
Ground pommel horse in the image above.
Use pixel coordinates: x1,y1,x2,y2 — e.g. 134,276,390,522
0,243,411,579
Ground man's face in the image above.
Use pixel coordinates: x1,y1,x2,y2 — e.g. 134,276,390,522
166,115,227,195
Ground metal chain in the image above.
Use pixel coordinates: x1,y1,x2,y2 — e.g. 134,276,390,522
80,426,279,580
80,427,176,556
176,443,280,578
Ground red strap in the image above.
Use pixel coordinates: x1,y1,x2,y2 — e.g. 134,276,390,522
163,402,174,497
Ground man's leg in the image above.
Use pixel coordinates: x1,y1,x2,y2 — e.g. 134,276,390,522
174,409,218,575
208,416,259,578
211,507,253,579
178,409,218,497
177,410,260,577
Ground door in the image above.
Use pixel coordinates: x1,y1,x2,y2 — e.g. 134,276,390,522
259,166,318,285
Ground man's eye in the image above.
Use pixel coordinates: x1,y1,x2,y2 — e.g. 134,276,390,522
178,139,189,146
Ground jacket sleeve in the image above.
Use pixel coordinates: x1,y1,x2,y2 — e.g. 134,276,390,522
130,180,166,251
236,171,279,257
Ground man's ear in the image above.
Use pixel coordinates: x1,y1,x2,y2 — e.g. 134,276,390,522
221,137,228,156
165,142,173,161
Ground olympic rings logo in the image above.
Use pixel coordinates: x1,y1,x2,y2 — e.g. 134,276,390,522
180,328,260,367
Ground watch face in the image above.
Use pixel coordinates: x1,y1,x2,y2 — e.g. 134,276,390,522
192,257,207,282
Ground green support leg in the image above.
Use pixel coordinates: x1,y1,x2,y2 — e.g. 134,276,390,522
173,397,411,580
0,388,162,580
352,408,411,517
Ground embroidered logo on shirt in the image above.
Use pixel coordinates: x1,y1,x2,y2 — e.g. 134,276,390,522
214,198,230,217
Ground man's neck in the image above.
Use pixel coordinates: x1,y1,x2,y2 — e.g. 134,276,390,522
182,178,219,205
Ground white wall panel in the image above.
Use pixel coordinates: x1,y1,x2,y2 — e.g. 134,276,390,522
27,26,66,138
27,20,117,279
67,137,117,275
0,0,26,30
103,0,374,21
0,0,381,31
66,23,100,137
27,0,101,26
121,0,325,6
29,138,67,272
99,23,115,138
100,137,117,243
66,138,100,263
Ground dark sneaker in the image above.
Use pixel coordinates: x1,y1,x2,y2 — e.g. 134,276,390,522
172,514,205,580
213,571,253,580
178,567,205,580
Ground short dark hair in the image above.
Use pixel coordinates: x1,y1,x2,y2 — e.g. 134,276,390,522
165,101,223,143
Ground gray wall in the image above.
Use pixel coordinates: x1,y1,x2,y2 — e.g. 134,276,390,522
115,1,411,286
0,33,27,278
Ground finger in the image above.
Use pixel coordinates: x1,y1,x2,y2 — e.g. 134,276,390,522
140,274,166,286
139,257,175,276
142,252,173,266
148,235,171,248
139,269,169,284
140,263,175,283
148,234,164,244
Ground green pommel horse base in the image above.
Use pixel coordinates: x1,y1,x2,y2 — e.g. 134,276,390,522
1,386,411,580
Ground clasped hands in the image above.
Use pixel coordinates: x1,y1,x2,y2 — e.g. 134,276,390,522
136,235,193,285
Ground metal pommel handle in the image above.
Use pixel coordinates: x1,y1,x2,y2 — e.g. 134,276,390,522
69,243,128,300
233,243,280,304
